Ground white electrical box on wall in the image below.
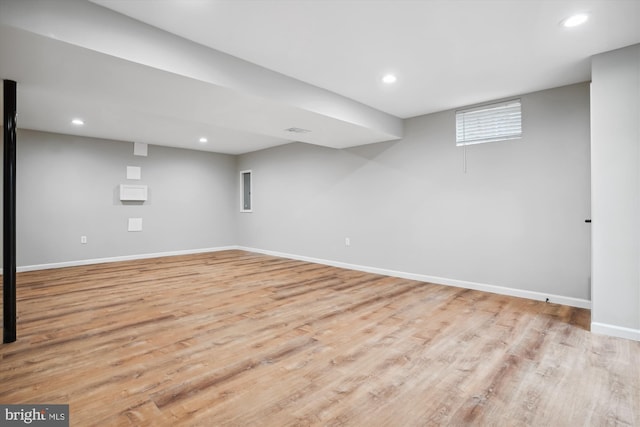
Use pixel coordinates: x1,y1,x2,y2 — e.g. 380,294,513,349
120,184,148,201
134,142,148,157
128,218,143,232
126,166,141,180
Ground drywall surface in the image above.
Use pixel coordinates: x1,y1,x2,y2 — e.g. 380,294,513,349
238,83,591,300
11,129,237,267
0,0,402,146
591,44,640,339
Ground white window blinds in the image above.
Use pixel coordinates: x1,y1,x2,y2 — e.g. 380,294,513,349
456,99,522,146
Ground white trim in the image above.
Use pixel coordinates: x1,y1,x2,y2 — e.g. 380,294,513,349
238,246,591,309
10,245,592,310
14,246,239,273
591,322,640,342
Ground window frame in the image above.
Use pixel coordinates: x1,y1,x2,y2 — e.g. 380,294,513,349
455,99,522,146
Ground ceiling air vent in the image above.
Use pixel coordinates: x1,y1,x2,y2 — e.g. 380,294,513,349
284,127,311,133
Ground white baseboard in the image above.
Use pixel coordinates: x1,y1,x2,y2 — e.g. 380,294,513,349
10,245,591,310
14,246,640,340
591,322,640,341
238,246,592,309
15,246,239,273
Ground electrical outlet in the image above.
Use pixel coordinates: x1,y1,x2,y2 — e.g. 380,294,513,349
345,237,350,247
81,236,87,244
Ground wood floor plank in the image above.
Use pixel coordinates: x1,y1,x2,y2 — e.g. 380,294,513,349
1,250,638,426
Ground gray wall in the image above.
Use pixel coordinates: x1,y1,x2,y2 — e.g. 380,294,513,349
12,129,237,267
591,44,640,339
238,83,591,300
1,83,592,304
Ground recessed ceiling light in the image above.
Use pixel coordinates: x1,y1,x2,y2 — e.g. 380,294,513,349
382,74,397,84
199,137,208,143
562,13,589,28
71,118,84,125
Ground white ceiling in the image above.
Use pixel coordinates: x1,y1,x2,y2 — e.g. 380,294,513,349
92,0,640,118
1,0,639,154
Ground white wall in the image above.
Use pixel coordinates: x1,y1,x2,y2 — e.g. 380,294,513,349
591,44,640,341
10,129,237,268
238,83,592,305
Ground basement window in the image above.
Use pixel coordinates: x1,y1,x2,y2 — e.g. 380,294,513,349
456,99,522,146
240,170,252,212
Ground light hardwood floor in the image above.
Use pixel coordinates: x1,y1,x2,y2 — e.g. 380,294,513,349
1,250,638,426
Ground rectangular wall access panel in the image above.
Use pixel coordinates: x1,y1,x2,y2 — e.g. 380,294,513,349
241,170,252,212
